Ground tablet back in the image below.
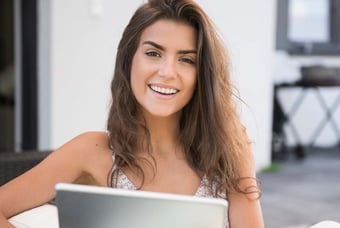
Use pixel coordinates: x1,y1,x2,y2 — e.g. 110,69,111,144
55,183,227,228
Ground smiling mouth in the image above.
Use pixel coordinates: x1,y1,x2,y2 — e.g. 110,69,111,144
148,85,179,95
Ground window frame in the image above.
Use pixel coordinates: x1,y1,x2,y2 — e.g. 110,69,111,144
276,0,340,55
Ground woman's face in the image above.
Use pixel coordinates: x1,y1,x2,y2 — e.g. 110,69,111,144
130,19,197,119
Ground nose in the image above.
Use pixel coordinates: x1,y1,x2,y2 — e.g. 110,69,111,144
158,57,177,79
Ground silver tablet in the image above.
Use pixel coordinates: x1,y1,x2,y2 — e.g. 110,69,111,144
55,183,228,228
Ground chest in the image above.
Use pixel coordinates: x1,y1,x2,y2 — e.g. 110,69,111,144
121,160,202,195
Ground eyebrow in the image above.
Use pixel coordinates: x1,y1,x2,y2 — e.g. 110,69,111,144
142,41,197,54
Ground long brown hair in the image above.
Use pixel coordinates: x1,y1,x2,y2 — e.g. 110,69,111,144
107,0,259,198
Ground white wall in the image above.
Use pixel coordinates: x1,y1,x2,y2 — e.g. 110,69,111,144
39,0,144,150
39,0,275,170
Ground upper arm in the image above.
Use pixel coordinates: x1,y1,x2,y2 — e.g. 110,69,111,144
228,134,264,228
228,192,264,228
0,132,110,218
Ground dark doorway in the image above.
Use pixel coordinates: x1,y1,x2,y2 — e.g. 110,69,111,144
0,0,38,153
0,0,15,152
20,0,38,150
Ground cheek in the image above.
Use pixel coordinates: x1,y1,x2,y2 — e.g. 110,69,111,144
180,72,197,105
186,71,197,93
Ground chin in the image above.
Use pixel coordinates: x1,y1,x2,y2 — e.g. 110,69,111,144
143,108,181,119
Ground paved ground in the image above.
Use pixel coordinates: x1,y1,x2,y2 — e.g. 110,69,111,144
259,148,340,228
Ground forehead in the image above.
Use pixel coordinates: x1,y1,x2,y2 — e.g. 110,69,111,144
139,19,197,49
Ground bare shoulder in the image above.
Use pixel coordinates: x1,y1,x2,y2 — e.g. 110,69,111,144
56,131,111,157
54,131,113,185
77,131,112,161
34,131,113,186
53,131,112,172
65,131,110,149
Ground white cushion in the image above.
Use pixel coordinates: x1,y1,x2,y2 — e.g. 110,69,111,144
9,204,58,228
310,220,340,228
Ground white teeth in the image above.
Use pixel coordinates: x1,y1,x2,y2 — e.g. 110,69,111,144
150,85,178,95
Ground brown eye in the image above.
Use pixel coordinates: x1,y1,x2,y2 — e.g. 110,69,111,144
180,57,195,64
145,51,161,57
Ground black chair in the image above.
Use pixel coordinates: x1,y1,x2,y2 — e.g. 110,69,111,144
0,151,51,186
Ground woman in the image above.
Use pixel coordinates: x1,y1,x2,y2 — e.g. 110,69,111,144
0,0,264,227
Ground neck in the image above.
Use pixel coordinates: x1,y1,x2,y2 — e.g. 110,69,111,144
139,111,183,158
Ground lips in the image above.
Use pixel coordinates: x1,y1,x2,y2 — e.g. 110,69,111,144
148,85,179,95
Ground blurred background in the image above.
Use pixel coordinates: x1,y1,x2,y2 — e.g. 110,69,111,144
0,0,339,227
